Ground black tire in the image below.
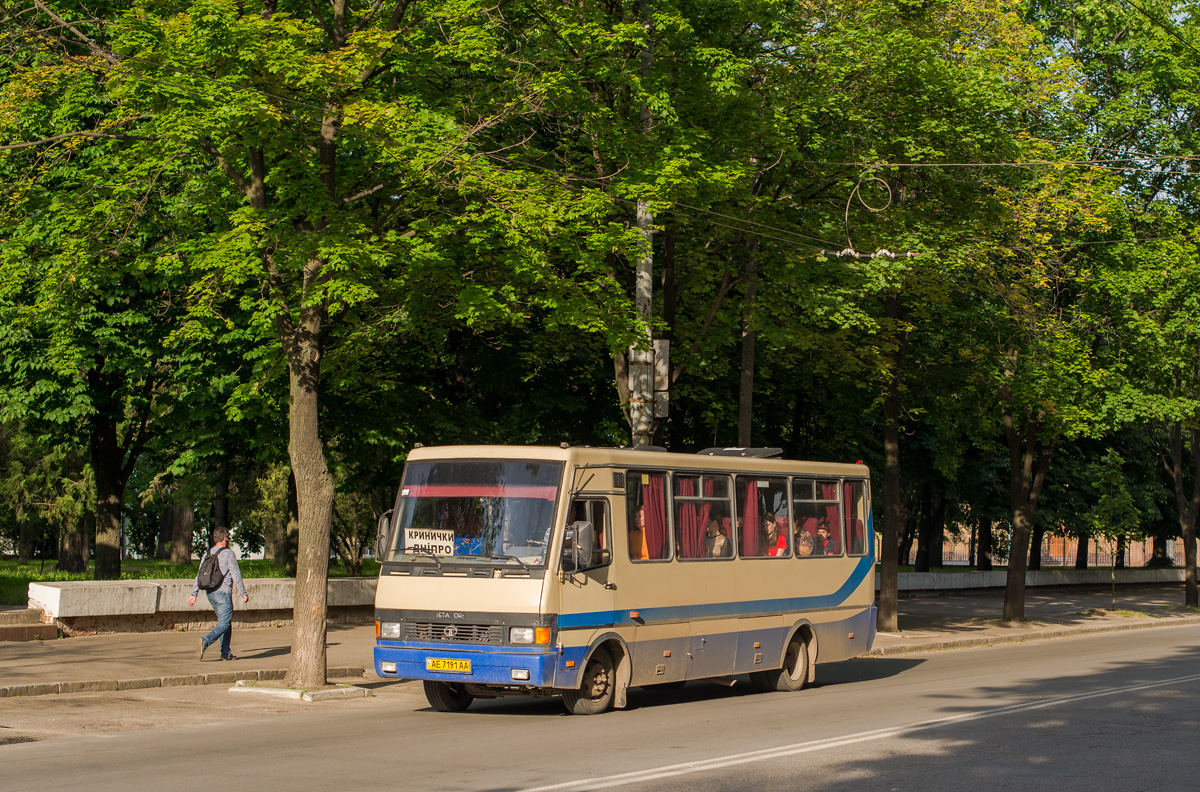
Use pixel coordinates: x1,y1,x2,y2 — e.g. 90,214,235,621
562,647,615,715
423,680,474,712
750,634,810,692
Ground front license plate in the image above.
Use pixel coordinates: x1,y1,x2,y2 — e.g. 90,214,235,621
426,657,471,674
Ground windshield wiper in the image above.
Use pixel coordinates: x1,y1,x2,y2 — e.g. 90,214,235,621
410,549,444,570
479,552,531,573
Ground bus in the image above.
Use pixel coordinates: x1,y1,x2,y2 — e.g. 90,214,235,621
373,444,875,714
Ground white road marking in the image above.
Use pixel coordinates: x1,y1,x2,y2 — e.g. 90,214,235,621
523,671,1200,791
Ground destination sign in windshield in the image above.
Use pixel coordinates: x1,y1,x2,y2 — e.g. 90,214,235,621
405,528,456,556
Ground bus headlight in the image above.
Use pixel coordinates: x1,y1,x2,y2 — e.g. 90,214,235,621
510,627,535,644
379,622,401,639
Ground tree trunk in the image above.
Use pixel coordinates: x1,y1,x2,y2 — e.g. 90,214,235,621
930,501,945,567
1165,422,1199,606
156,505,173,559
282,470,300,575
91,416,125,580
1028,526,1045,571
170,495,194,564
914,485,932,573
1000,399,1054,623
1075,533,1088,569
214,475,230,533
86,362,147,580
57,514,89,573
1148,532,1170,567
876,291,906,634
976,517,993,571
17,520,33,564
898,515,916,567
737,253,758,446
282,302,336,689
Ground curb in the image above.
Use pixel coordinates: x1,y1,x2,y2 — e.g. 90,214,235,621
0,666,369,699
229,679,372,702
866,614,1200,656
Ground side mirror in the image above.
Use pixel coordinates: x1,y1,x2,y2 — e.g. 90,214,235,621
563,520,595,573
375,510,394,560
574,520,595,570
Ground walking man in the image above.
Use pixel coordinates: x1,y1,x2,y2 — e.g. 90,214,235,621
188,527,250,660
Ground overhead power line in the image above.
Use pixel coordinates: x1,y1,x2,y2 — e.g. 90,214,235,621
6,21,1192,263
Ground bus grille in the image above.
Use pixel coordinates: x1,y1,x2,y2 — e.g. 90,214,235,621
404,622,503,644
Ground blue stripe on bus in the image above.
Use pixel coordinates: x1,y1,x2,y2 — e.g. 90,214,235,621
556,553,875,631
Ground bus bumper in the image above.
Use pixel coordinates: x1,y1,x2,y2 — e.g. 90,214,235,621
374,642,559,687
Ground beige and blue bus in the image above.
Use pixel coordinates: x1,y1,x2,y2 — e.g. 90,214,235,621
373,444,875,714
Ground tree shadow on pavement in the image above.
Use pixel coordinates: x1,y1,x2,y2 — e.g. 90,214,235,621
671,637,1200,792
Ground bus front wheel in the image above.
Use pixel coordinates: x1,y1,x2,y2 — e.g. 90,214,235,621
424,680,474,712
562,647,615,715
751,634,810,692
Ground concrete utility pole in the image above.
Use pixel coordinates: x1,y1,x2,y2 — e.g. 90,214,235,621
628,0,656,447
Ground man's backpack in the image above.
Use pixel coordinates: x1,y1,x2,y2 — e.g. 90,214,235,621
197,547,227,591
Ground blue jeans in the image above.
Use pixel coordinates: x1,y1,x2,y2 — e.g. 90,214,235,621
202,591,234,658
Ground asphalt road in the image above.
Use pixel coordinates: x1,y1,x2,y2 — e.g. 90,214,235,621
5,625,1200,792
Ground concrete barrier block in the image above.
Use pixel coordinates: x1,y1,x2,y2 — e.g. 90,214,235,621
160,675,203,687
875,567,1186,592
6,683,60,697
27,583,62,617
156,578,299,612
58,680,118,694
204,671,258,685
117,678,163,691
329,578,377,607
30,581,159,619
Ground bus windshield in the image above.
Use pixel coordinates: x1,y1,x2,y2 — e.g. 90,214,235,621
387,459,563,567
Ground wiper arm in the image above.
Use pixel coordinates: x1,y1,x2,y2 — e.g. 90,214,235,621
410,549,444,570
479,552,530,573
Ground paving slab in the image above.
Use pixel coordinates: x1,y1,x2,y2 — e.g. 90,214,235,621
2,583,1197,698
869,583,1200,655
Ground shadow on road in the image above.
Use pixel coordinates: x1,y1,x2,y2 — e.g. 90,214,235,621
428,657,925,716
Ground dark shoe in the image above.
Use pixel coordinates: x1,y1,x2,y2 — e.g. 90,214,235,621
221,654,238,661
197,639,206,660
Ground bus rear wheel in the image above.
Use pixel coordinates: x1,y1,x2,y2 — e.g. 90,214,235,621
751,634,810,692
424,680,474,712
562,647,615,715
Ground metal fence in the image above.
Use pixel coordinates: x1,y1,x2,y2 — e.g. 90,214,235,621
900,535,1193,568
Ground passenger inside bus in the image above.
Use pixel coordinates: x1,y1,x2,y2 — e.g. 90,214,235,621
796,530,814,556
813,521,832,555
628,505,649,560
704,517,732,558
762,513,788,556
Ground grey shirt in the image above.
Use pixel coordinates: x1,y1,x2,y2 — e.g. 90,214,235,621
191,546,249,598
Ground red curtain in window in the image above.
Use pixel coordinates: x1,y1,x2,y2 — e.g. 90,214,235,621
819,481,841,553
645,474,667,559
677,477,700,559
842,482,855,551
741,480,761,557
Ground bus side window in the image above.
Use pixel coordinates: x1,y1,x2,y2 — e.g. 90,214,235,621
673,473,734,560
793,478,843,557
626,471,670,561
844,481,868,556
736,476,790,558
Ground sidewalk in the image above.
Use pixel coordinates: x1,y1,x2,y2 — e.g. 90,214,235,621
2,585,1198,697
869,584,1200,655
0,622,376,697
